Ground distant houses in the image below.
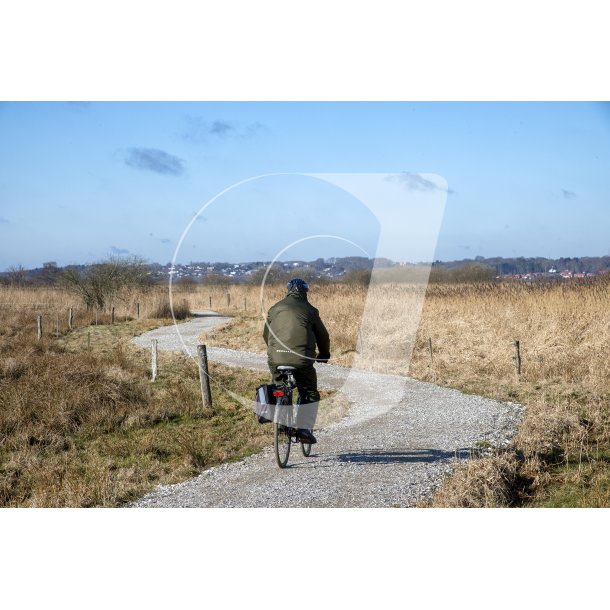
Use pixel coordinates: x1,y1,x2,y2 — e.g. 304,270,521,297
157,258,348,283
501,270,597,281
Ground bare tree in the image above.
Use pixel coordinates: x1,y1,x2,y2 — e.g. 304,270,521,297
60,256,152,310
6,264,27,287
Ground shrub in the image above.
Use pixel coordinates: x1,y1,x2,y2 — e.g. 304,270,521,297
60,256,152,310
429,263,496,283
150,298,191,320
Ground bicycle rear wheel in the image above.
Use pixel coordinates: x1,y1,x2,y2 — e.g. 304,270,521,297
274,423,291,468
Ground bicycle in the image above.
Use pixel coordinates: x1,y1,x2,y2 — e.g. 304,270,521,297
273,365,313,468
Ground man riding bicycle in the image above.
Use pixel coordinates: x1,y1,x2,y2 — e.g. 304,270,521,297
263,278,330,445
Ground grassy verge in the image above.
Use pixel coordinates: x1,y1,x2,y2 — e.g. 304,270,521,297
413,376,610,507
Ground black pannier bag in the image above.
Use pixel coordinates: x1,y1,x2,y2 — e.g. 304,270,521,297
255,384,277,424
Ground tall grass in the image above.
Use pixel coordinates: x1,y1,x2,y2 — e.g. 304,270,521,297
0,285,195,323
409,280,610,506
411,280,610,387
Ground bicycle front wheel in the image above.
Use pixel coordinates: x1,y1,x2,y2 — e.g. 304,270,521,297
301,441,312,457
274,423,291,468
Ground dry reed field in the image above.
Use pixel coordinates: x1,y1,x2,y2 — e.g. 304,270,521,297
2,277,608,507
412,280,610,506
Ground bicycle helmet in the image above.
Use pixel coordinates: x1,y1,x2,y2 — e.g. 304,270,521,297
286,278,309,293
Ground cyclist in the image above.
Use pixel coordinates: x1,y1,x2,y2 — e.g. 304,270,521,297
263,278,330,444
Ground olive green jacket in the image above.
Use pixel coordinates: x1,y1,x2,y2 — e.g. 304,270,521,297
263,292,330,367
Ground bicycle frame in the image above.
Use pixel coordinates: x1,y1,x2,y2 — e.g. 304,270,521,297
273,371,296,430
272,367,312,467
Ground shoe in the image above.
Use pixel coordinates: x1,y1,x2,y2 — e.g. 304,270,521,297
297,428,317,444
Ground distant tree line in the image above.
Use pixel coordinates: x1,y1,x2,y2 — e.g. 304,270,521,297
428,263,496,283
4,254,610,290
433,255,610,275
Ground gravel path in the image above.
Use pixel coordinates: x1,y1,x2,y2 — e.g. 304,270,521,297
131,312,523,507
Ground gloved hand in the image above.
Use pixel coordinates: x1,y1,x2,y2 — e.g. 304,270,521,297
316,353,330,364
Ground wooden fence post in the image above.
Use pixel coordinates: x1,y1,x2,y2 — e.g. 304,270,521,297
244,297,247,311
111,307,115,325
37,315,42,340
428,337,434,365
227,293,231,307
197,344,213,410
513,340,521,381
136,302,140,320
68,307,73,330
151,339,158,381
209,295,212,309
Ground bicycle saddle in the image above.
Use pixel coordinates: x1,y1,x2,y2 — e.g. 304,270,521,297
276,365,296,373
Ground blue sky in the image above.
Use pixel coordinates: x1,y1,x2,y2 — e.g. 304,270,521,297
1,101,609,269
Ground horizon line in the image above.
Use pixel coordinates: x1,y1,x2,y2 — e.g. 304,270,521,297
5,252,610,272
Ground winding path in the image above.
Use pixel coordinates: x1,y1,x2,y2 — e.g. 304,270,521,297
130,312,523,507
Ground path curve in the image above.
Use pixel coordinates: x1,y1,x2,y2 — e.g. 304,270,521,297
130,311,523,507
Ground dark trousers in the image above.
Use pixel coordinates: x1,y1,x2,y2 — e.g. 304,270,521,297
269,362,320,429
